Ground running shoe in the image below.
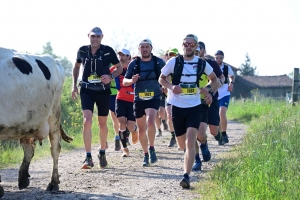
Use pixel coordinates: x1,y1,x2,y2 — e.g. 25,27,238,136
192,160,202,171
126,137,131,146
162,120,169,131
98,153,108,168
122,148,129,157
156,129,162,137
167,137,176,147
115,138,121,151
180,175,190,189
81,157,94,169
149,149,158,163
142,156,150,167
200,143,211,162
222,134,229,144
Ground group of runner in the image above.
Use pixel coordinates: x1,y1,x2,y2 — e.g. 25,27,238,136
71,27,235,188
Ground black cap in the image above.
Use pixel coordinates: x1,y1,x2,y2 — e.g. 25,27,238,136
215,50,224,56
198,41,205,49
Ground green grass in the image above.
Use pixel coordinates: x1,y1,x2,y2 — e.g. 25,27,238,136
198,99,300,199
0,77,116,169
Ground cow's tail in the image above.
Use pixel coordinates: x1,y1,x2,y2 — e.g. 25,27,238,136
60,124,73,143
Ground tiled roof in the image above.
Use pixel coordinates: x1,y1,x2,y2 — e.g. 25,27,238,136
240,74,292,88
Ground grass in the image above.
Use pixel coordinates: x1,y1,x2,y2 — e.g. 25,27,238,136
198,99,300,199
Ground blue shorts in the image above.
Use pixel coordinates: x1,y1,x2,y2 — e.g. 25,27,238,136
110,95,117,112
218,95,230,108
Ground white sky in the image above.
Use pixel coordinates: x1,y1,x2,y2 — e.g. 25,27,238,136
1,0,300,76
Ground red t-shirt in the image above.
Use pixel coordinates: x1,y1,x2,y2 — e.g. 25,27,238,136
116,68,134,102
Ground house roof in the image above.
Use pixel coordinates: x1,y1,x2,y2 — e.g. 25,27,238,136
239,74,292,88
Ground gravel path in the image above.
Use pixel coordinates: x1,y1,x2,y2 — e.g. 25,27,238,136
0,120,245,200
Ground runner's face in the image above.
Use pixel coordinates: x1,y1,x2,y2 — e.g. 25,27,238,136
182,38,197,57
139,44,152,58
89,34,103,48
199,46,205,57
215,55,224,65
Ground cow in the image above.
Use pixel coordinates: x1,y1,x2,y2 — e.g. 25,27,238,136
0,47,73,197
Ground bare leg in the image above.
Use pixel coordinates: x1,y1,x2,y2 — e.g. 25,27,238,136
82,110,93,152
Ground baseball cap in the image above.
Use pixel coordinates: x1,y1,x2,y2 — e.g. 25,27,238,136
215,50,224,56
117,48,131,56
89,27,103,35
183,34,198,43
169,48,179,54
198,41,205,49
139,39,152,46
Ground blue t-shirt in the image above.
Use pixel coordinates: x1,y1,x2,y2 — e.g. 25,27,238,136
125,56,165,101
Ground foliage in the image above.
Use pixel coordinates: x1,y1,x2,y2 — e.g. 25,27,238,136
40,42,73,77
239,53,257,76
198,99,300,199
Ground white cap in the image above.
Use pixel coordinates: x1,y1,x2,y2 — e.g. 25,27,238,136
117,48,131,56
139,39,152,46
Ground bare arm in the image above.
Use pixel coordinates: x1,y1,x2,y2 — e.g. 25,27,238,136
228,74,235,92
159,74,182,94
71,62,81,100
123,74,140,86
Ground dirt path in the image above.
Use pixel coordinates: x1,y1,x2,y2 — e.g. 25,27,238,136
0,121,245,200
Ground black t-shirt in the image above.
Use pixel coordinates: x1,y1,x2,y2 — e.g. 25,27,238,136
206,59,222,100
76,44,119,95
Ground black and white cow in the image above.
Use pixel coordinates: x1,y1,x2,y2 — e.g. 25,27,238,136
0,47,73,197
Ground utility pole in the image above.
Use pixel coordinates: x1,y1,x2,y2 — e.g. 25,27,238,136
292,68,299,105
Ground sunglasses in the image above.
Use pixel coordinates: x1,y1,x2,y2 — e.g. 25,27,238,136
91,35,101,38
215,56,224,60
182,42,197,48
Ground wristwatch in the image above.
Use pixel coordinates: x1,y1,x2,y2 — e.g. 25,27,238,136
205,85,212,92
110,73,115,79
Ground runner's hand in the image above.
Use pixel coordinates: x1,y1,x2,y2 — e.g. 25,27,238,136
71,87,79,100
200,87,209,96
132,74,140,83
172,85,182,94
228,84,233,92
204,93,212,105
101,75,111,84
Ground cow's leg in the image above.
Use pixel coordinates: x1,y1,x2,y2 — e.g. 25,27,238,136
0,174,3,198
46,119,61,192
18,138,35,189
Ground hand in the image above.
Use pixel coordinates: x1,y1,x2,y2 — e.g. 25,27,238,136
200,87,210,96
71,87,79,100
132,74,140,83
228,84,233,92
172,85,182,94
100,74,112,84
204,93,212,105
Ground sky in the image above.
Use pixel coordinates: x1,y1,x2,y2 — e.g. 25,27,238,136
1,0,300,76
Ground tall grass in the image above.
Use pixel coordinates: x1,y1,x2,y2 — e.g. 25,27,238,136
0,77,115,168
199,99,300,199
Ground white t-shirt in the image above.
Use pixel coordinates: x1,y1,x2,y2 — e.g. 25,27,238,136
161,56,213,108
218,63,234,100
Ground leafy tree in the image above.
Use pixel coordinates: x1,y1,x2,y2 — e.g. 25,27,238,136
239,53,257,76
40,42,73,77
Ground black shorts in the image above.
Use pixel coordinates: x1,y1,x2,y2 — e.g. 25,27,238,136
134,99,160,119
80,89,110,116
160,99,166,108
115,99,135,121
110,95,116,112
208,99,220,126
172,104,202,137
200,103,209,123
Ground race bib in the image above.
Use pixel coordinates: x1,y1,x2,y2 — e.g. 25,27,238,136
179,83,197,99
139,90,154,100
88,74,101,83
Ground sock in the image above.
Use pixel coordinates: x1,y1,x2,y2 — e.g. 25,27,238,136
115,135,120,140
145,152,149,157
99,150,105,155
119,130,127,148
86,152,92,158
195,153,201,162
171,131,175,138
184,149,186,153
162,119,166,124
183,173,190,179
149,146,155,151
222,131,227,136
214,132,221,141
200,141,207,149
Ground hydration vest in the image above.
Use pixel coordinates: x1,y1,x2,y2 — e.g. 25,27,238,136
132,54,161,81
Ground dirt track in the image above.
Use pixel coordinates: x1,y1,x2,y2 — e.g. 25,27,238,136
0,120,245,200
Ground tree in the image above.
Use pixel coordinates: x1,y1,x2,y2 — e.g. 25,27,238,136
40,42,73,77
239,53,257,76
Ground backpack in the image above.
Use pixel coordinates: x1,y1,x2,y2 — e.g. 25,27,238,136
223,64,228,84
132,54,161,81
171,55,206,87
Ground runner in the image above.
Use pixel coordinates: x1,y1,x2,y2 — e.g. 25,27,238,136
159,34,218,188
123,39,165,167
71,27,122,169
115,48,138,157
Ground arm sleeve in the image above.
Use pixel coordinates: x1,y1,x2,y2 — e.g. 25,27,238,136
228,66,234,76
207,60,222,77
76,48,83,63
204,62,213,76
161,57,176,76
109,47,120,65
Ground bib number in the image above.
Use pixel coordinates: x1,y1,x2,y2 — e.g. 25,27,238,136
88,74,101,83
139,91,154,100
179,83,197,98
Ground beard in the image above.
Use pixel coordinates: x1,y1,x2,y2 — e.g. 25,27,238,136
141,52,151,59
184,51,195,58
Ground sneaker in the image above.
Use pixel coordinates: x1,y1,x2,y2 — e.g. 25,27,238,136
98,153,108,169
192,160,202,171
156,129,162,137
218,134,223,145
81,157,94,169
122,148,129,157
222,134,229,144
180,175,190,189
131,130,139,144
162,120,168,131
142,156,150,167
115,138,121,151
167,137,176,147
200,143,211,162
149,149,158,163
